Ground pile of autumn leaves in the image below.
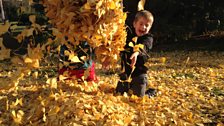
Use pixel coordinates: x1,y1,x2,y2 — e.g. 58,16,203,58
43,0,127,65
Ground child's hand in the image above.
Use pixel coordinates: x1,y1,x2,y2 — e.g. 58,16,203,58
130,52,139,68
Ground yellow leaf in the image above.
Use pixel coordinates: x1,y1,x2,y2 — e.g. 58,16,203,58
124,116,133,124
10,25,18,30
29,15,36,23
16,34,23,43
217,123,224,126
219,64,224,69
123,92,128,97
31,59,40,68
32,71,38,79
48,106,60,116
63,61,70,67
94,34,102,40
108,1,116,10
0,117,3,124
80,56,87,61
133,44,144,52
138,0,146,11
64,50,70,56
24,57,33,63
0,21,10,35
185,56,190,65
0,40,11,60
17,110,24,118
59,75,68,81
70,55,81,63
113,54,118,60
132,37,138,43
28,0,34,5
12,98,23,107
25,28,34,37
11,110,16,117
128,42,134,47
94,113,102,120
11,110,24,124
19,6,26,13
160,57,166,64
101,105,106,113
43,113,47,122
83,2,91,10
46,78,58,89
138,44,144,49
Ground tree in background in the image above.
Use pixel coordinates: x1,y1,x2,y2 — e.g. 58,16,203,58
0,0,5,23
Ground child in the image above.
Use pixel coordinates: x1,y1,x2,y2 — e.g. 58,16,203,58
116,10,156,97
58,38,97,82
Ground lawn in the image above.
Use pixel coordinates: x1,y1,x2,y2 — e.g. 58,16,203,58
0,50,223,125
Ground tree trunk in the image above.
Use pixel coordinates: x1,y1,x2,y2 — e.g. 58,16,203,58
0,0,5,23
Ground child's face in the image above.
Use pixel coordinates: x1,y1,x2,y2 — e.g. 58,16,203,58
133,17,153,37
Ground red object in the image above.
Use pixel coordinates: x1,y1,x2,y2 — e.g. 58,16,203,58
59,62,97,82
86,62,97,81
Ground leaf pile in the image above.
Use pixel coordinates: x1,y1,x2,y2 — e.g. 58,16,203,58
43,0,127,65
0,50,224,125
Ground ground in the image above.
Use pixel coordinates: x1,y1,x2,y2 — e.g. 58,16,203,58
0,49,223,125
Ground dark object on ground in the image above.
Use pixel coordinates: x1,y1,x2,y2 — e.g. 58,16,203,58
2,32,29,55
17,13,48,26
1,24,53,56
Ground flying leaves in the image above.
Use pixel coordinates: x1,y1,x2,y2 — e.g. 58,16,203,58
43,0,127,65
138,0,146,11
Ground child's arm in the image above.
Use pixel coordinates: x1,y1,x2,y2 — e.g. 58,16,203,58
130,51,139,68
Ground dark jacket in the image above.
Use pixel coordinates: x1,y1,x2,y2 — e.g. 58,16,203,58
121,29,153,77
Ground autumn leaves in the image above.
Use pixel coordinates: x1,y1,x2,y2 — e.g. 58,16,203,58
43,0,127,66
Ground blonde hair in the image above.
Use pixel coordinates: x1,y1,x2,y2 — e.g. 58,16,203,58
134,10,154,23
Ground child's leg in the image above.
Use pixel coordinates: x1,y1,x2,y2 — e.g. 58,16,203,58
130,74,148,97
115,73,129,94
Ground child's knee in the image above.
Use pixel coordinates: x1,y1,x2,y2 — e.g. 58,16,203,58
131,83,147,97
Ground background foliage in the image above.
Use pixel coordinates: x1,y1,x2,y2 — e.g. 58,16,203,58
2,0,224,46
125,0,224,46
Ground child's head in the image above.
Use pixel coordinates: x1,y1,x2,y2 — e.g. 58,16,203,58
133,10,154,36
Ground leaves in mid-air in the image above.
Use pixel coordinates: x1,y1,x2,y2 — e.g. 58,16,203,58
43,0,127,65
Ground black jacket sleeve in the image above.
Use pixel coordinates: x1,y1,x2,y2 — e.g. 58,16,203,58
136,34,153,64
